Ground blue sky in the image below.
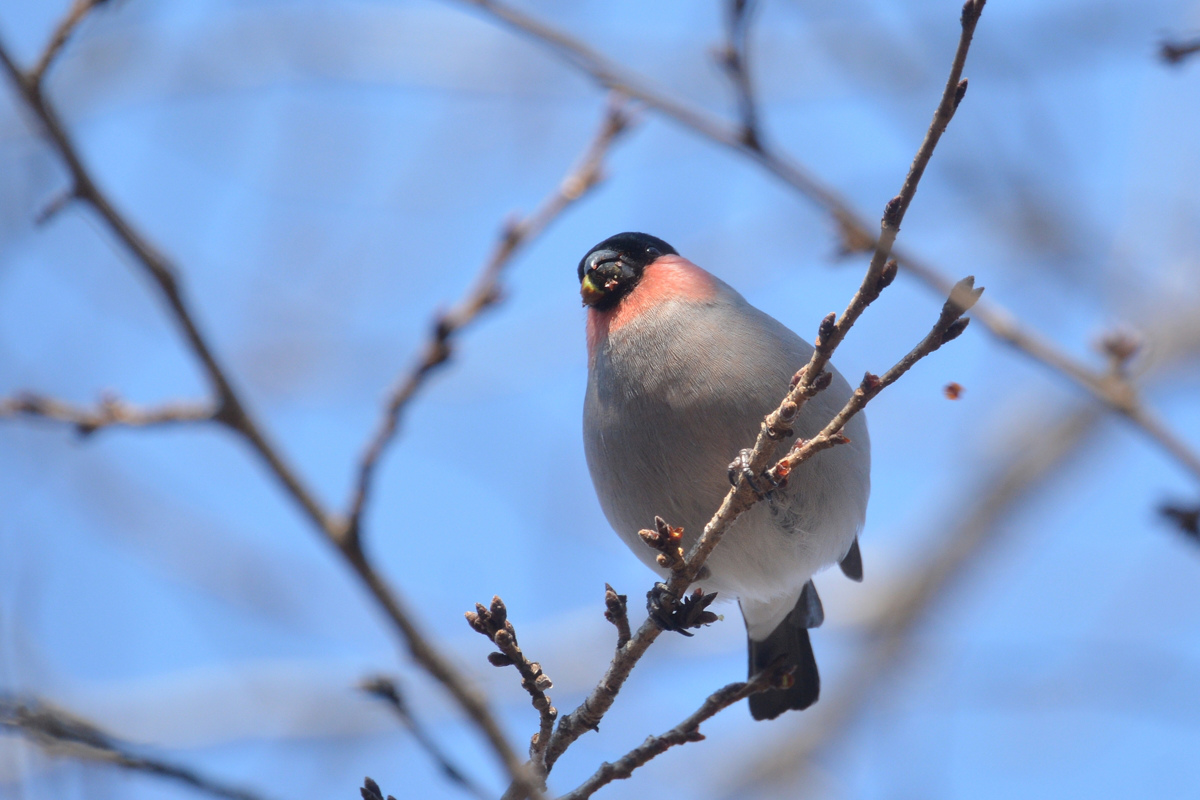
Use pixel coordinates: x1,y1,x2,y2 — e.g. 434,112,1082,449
2,1,1200,799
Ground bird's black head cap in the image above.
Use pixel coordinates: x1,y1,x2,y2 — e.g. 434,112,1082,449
578,232,677,310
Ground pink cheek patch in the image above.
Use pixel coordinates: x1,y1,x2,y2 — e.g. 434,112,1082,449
586,255,717,357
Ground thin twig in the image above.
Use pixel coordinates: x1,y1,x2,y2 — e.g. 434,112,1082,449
466,597,558,769
452,0,1200,486
0,392,214,435
768,277,983,482
717,0,761,149
0,36,336,535
603,584,631,651
342,97,632,548
556,671,783,800
2,696,268,800
359,676,492,800
535,8,986,778
0,23,542,796
28,0,108,87
731,307,1200,794
731,404,1103,795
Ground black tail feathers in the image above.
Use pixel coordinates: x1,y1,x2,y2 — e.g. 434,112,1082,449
747,581,823,720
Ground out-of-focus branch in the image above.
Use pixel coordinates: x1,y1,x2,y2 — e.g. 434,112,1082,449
359,676,492,800
556,671,784,800
1,696,267,800
0,26,336,537
0,392,214,435
1160,502,1200,545
1,13,550,794
342,97,633,548
1160,36,1200,65
533,7,985,781
452,0,1200,487
717,0,761,148
29,0,109,87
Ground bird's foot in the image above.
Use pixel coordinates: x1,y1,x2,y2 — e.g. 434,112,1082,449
647,582,719,637
727,448,785,496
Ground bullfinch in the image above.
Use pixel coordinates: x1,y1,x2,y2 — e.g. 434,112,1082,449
580,232,870,720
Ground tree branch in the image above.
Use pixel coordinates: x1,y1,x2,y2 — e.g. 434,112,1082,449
0,392,214,435
556,670,784,800
28,0,109,87
0,32,336,536
342,97,633,548
730,307,1200,794
2,695,269,800
717,0,761,149
768,276,983,483
1,20,544,795
603,584,631,651
359,676,492,800
732,404,1103,795
534,5,986,780
450,0,1200,487
466,597,558,771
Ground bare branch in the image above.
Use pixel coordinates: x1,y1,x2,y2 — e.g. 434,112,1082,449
0,35,336,536
359,676,492,800
451,0,1200,487
603,584,631,651
35,186,75,225
2,696,268,800
733,404,1103,794
536,7,986,777
717,0,761,149
1,30,539,795
466,597,558,770
0,392,214,435
342,97,633,548
29,0,109,87
768,277,984,483
556,671,782,800
730,308,1200,793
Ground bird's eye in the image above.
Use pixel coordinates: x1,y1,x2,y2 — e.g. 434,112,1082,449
646,247,660,257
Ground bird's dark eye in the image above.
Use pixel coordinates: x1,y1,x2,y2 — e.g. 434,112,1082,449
646,247,661,257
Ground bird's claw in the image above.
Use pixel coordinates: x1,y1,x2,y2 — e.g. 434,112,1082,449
647,582,719,636
727,448,783,496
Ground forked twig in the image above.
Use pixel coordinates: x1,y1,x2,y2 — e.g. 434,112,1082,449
522,5,988,787
342,98,633,548
0,13,636,797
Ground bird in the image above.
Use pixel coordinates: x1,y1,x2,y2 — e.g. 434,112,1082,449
580,231,870,720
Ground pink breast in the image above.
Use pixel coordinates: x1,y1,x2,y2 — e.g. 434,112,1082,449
586,255,717,357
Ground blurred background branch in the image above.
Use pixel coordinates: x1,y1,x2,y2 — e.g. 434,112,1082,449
2,696,266,800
